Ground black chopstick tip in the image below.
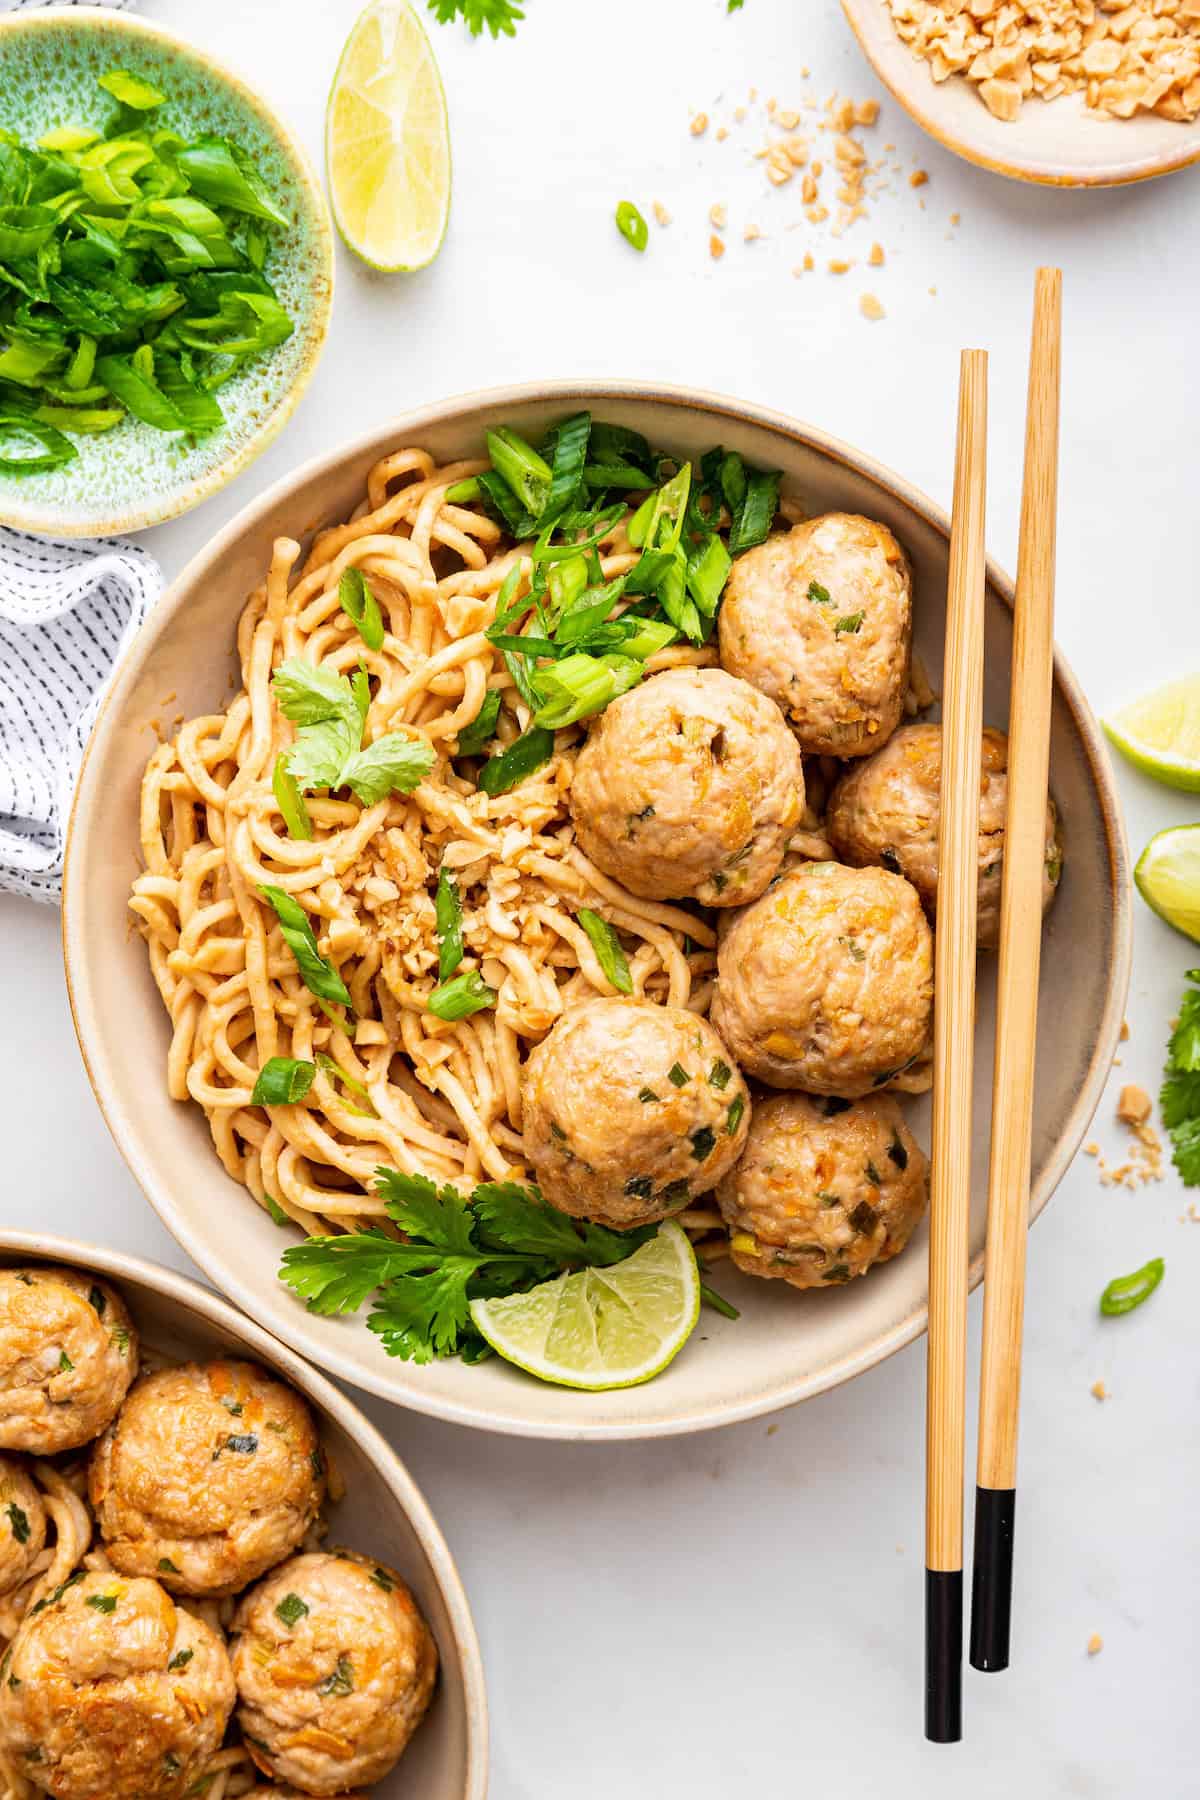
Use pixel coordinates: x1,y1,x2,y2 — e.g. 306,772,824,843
924,1567,963,1742
970,1486,1016,1672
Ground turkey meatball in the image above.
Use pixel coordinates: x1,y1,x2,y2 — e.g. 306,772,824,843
90,1360,325,1598
0,1457,46,1598
230,1549,437,1795
0,1570,233,1799
0,1267,137,1455
710,862,933,1094
826,722,1062,949
569,667,805,906
522,998,751,1228
719,513,912,756
717,1092,929,1288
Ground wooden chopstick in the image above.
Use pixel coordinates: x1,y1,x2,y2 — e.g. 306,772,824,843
925,347,989,1746
970,267,1063,1674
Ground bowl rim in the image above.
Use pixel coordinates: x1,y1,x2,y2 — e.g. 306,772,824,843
840,0,1200,189
0,1227,489,1797
63,377,1133,1439
0,4,335,539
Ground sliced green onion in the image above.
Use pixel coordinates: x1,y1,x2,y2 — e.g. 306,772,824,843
445,476,483,504
539,410,591,523
620,617,678,660
98,68,166,110
699,1282,740,1321
314,1052,375,1115
257,885,352,1015
727,467,781,555
615,201,649,252
435,867,464,981
589,422,653,468
251,1057,316,1106
834,612,864,636
0,205,58,260
547,554,588,619
1099,1257,1164,1316
577,908,632,994
272,754,312,840
456,689,502,757
477,727,555,797
533,652,642,729
485,426,553,518
583,461,656,490
0,412,76,474
174,137,288,224
338,567,385,652
95,352,185,431
427,969,496,1021
686,533,732,616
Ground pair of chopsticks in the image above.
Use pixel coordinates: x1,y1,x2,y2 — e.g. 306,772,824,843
925,267,1062,1743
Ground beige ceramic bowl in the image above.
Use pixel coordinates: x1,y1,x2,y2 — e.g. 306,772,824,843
842,0,1200,187
63,382,1131,1440
0,1231,487,1798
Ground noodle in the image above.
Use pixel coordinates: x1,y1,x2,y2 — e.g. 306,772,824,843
130,447,725,1241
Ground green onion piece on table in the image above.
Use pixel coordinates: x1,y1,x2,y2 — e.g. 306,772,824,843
1099,1257,1164,1316
615,201,649,252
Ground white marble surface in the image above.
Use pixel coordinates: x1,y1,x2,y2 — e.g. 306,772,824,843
2,1,1199,1792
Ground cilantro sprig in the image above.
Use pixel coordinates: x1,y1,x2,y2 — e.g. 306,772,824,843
278,1171,656,1364
272,658,434,817
427,0,525,37
1161,968,1200,1184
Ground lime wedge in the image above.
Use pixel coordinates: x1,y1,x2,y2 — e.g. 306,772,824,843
326,0,451,272
1135,825,1200,942
1104,676,1200,792
469,1222,701,1390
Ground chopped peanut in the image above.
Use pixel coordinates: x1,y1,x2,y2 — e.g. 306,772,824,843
709,202,727,229
652,201,672,227
869,241,885,266
1116,1084,1152,1127
860,292,886,320
690,112,709,136
709,234,726,260
910,168,929,188
1087,1634,1104,1657
1090,1380,1109,1402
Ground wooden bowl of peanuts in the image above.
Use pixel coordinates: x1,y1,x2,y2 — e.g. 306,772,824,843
842,0,1200,187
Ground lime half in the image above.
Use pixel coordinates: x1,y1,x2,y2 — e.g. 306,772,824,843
469,1222,701,1391
326,0,451,272
1104,675,1200,793
1135,825,1200,942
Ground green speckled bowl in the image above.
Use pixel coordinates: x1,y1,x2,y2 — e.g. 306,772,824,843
0,7,333,538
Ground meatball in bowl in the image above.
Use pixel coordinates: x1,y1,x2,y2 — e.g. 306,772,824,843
827,722,1063,948
522,998,751,1229
570,666,805,907
717,1093,929,1290
719,513,913,757
711,861,934,1095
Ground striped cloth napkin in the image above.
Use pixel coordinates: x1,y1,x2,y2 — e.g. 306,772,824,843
0,0,163,903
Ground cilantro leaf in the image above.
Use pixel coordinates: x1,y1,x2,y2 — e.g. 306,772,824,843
285,718,359,791
1168,986,1200,1073
471,1181,655,1266
1160,1068,1200,1130
279,1233,447,1314
338,732,434,804
367,1265,478,1362
1170,1114,1200,1186
426,0,524,37
273,658,361,729
376,1168,479,1252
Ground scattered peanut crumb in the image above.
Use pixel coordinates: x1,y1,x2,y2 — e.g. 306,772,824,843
803,250,815,271
1091,1380,1108,1402
690,112,709,137
776,107,801,130
910,169,929,188
744,222,763,242
1087,1634,1104,1658
1120,1020,1130,1042
709,234,726,261
734,105,747,122
855,99,880,125
709,202,727,229
860,292,886,320
1083,1141,1099,1157
950,211,961,226
716,125,729,142
766,1423,778,1436
828,257,852,274
868,242,885,266
929,285,938,295
1117,1084,1152,1127
651,201,671,227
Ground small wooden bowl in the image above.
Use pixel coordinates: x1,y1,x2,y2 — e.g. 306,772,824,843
0,1232,488,1800
842,0,1200,187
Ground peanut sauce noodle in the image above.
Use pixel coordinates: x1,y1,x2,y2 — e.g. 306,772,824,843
129,443,830,1253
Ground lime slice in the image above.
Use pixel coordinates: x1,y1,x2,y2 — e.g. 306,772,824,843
1104,676,1200,793
1135,825,1200,942
469,1222,701,1391
326,0,451,272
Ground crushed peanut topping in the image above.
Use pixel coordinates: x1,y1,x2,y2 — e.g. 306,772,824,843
709,233,726,260
709,202,728,229
1087,1634,1104,1657
652,201,672,227
860,292,886,319
884,0,1200,123
690,111,709,136
910,168,930,187
1116,1083,1152,1126
869,241,886,265
1090,1380,1109,1402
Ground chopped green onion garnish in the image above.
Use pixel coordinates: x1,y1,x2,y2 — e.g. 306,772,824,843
435,866,464,981
1099,1257,1164,1316
338,567,385,652
478,727,555,797
577,908,632,994
272,754,312,841
427,969,496,1021
251,1057,316,1106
